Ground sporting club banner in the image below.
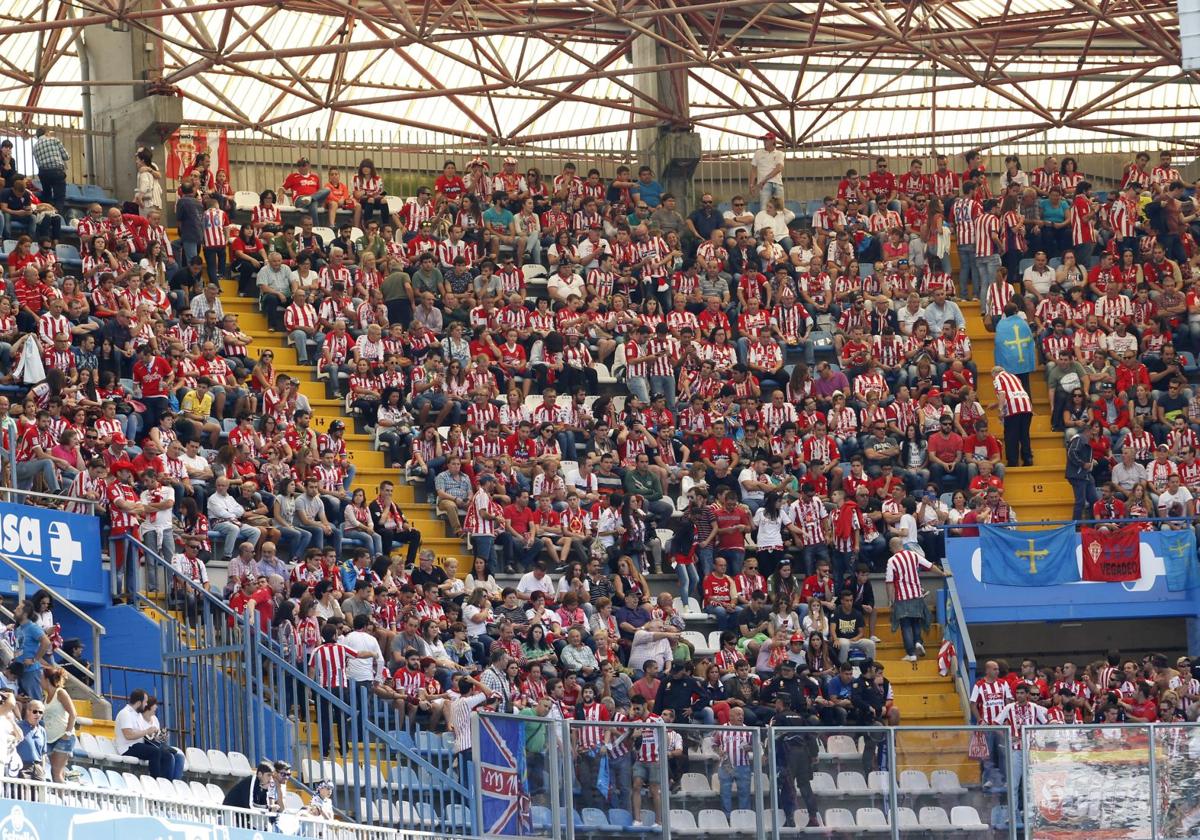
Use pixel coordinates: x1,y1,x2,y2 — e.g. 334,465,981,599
1080,525,1142,582
0,501,102,605
1025,726,1152,840
165,128,229,181
979,524,1080,586
478,714,533,835
1160,528,1200,592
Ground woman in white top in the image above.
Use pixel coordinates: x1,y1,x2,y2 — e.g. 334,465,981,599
134,147,164,213
41,665,76,782
801,595,830,639
462,588,495,664
753,198,796,250
0,689,22,777
768,595,802,637
752,494,791,575
893,497,922,553
464,556,502,604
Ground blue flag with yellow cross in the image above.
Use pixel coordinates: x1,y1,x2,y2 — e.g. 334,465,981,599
980,524,1081,586
993,313,1037,375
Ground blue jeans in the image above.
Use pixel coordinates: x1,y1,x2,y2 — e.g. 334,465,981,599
295,189,332,223
704,605,735,630
18,665,42,701
719,763,753,812
718,548,745,575
976,254,1001,315
343,528,383,557
472,534,497,565
626,376,651,405
800,543,831,576
676,562,700,604
695,546,715,581
648,375,676,410
957,244,976,299
278,526,312,561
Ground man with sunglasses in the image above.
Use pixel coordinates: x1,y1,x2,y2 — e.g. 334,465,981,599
928,416,968,493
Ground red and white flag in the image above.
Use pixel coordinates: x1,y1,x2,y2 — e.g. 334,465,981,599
165,128,229,181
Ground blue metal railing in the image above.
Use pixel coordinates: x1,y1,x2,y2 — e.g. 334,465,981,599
108,533,474,834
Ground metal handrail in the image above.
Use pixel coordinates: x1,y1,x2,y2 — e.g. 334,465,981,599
0,485,97,511
940,570,978,723
0,546,104,693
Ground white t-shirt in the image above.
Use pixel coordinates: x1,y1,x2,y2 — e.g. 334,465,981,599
629,629,674,673
739,468,766,503
752,506,791,549
140,485,175,534
462,603,491,638
517,571,555,599
1023,265,1054,296
114,703,153,754
897,513,921,545
341,630,382,683
1157,486,1193,518
752,149,786,186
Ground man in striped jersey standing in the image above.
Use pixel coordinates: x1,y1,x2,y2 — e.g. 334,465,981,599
970,660,1013,789
572,684,610,809
990,366,1034,468
308,623,376,757
715,706,755,813
884,537,945,663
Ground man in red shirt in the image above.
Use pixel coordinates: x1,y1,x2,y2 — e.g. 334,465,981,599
867,157,897,213
961,419,1003,481
927,416,967,492
712,489,751,573
281,157,331,224
501,489,541,573
701,554,740,630
133,343,174,432
698,420,739,471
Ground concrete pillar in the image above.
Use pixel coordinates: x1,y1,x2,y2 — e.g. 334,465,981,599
80,15,181,196
632,33,701,214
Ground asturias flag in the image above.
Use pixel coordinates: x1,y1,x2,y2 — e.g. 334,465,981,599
993,314,1037,375
980,524,1081,586
1161,529,1200,592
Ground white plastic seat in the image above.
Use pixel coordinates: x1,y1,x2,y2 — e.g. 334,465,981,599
919,806,950,827
594,362,615,384
951,805,988,831
899,769,930,793
185,747,211,775
691,735,718,762
522,263,548,280
837,771,868,794
680,771,712,794
698,809,730,831
78,732,102,760
283,791,303,811
171,778,194,800
707,630,724,651
206,749,233,777
350,226,364,241
811,771,837,795
669,809,700,834
826,734,860,758
897,807,919,829
682,630,715,656
655,528,674,551
105,769,125,789
188,780,210,802
121,772,144,794
611,343,627,379
313,226,336,243
384,196,406,216
857,807,890,832
205,782,225,803
681,597,706,622
302,758,331,783
867,770,890,793
233,191,259,212
730,809,757,832
931,768,967,794
823,808,855,828
140,775,166,798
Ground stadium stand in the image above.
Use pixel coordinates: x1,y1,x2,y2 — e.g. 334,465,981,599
0,135,1198,835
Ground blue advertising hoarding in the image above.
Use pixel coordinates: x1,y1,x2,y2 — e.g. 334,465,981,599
945,530,1200,624
0,798,311,840
0,500,103,606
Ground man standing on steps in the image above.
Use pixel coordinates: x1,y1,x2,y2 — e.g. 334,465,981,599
990,365,1034,468
884,537,945,663
1066,423,1098,522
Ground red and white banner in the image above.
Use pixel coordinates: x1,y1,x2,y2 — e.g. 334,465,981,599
1080,524,1142,582
165,128,229,181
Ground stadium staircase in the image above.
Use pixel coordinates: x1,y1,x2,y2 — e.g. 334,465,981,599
963,303,1073,521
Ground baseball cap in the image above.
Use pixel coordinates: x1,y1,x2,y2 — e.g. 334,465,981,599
110,432,127,446
927,387,942,397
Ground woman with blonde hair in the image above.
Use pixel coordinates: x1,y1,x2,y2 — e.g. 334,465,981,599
41,666,77,783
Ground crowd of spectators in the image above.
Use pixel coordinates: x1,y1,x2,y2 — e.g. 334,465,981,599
2,133,1200,826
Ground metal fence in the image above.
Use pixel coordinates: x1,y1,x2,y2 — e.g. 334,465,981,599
113,532,475,836
475,715,1200,840
0,116,112,190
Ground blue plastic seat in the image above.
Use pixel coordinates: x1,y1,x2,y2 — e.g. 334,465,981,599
65,183,85,201
583,807,612,829
1018,258,1034,276
608,808,640,833
444,803,474,831
806,199,824,217
390,730,417,751
532,805,552,832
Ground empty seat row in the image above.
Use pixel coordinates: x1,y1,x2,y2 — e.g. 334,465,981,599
77,733,254,780
811,768,967,796
75,765,225,806
769,805,987,833
677,770,771,796
670,808,784,834
368,798,473,830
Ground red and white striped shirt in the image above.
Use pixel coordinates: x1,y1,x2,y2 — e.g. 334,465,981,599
886,549,932,602
789,497,828,547
715,729,754,766
400,200,436,234
929,170,961,198
202,208,229,249
284,302,318,332
106,481,140,531
352,174,383,198
576,701,611,750
971,679,1013,725
1071,195,1095,245
251,205,281,228
953,198,982,246
67,471,106,515
973,213,1001,257
465,488,500,536
996,701,1048,750
992,371,1033,417
392,666,425,700
1109,198,1138,239
309,642,355,689
16,426,53,462
635,714,664,763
